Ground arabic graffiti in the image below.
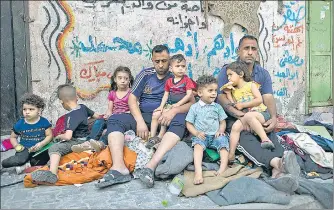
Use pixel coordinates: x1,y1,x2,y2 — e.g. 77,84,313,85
274,87,288,97
70,35,144,58
272,34,303,50
272,2,305,31
207,33,238,67
84,0,205,12
71,31,237,70
283,25,304,34
279,50,304,67
274,68,299,80
269,1,306,101
79,60,113,83
166,14,206,31
82,0,207,30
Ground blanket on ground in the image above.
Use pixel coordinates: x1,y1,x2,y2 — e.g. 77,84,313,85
182,164,263,197
295,178,333,209
24,146,136,188
206,176,334,208
206,176,291,206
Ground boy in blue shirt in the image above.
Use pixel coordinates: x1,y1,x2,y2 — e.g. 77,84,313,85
2,94,53,173
186,75,229,185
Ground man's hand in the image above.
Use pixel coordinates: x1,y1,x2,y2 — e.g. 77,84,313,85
263,117,277,133
153,106,163,113
215,130,226,138
196,131,206,140
235,103,244,110
136,121,149,140
158,108,176,126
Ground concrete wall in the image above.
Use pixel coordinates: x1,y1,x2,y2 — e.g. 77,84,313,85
28,0,306,124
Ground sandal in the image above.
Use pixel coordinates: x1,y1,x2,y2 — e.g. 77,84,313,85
138,167,154,188
31,170,58,184
89,139,106,153
95,170,131,189
146,136,162,149
261,139,275,150
71,141,93,153
280,151,300,177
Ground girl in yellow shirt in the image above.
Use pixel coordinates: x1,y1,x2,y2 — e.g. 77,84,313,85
221,61,274,162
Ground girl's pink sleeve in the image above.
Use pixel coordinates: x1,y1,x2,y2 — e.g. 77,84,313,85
108,91,115,101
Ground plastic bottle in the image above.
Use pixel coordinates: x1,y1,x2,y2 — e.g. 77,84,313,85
168,174,185,196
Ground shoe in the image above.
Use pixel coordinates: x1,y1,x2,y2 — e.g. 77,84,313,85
2,148,30,168
146,136,162,149
89,139,106,152
71,141,93,153
280,151,301,177
16,162,31,174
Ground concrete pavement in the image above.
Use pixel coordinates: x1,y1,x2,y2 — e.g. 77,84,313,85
0,136,326,209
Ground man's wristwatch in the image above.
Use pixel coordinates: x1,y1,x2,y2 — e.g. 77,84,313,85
14,144,25,152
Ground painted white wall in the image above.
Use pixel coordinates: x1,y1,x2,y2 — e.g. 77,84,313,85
28,1,306,124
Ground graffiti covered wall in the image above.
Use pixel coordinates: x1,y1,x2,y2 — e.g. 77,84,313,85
28,0,306,123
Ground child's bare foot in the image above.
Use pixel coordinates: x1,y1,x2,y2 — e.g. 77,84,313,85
193,172,204,185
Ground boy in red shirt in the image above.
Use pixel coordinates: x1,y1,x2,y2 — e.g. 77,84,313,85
147,54,195,149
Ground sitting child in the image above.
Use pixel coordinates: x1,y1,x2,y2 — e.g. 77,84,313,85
147,54,195,149
30,84,100,184
221,61,274,162
186,75,229,185
1,93,53,174
71,66,134,152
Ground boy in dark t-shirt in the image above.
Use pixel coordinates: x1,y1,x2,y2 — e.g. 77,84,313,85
31,84,100,184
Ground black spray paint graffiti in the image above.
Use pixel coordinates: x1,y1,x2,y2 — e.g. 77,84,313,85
258,13,269,67
41,1,71,83
41,6,52,67
48,1,61,80
82,0,207,30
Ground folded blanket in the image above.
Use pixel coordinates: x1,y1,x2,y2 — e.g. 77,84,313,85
182,164,263,197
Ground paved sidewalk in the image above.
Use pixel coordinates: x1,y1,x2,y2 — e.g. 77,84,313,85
0,136,325,209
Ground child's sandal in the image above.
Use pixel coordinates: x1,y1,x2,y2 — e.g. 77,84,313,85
261,139,275,149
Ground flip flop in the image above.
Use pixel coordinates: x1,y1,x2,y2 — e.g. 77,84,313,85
31,170,58,184
138,168,154,188
95,170,132,189
261,139,275,149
